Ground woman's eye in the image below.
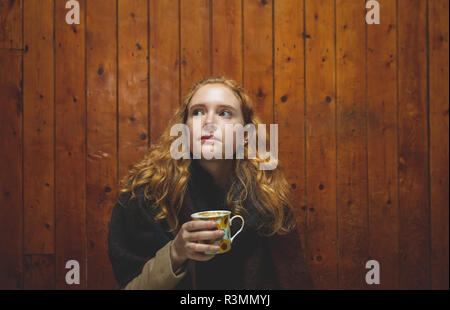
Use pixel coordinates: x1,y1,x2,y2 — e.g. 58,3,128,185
192,109,204,116
220,110,232,117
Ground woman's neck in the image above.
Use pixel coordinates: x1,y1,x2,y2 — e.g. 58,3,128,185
197,159,233,190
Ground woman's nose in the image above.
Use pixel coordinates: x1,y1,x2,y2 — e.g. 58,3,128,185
204,111,217,126
203,122,218,134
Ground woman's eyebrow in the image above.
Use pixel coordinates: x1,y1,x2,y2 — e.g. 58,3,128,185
189,103,237,111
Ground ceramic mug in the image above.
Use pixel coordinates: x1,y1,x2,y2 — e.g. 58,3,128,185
190,210,245,254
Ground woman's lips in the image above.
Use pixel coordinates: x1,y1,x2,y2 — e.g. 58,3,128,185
201,135,220,142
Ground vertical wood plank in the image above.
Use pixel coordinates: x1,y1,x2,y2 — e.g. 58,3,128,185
274,0,308,268
305,0,338,289
397,0,430,289
55,0,86,289
118,0,149,181
429,0,449,290
243,0,273,125
212,0,243,83
150,0,180,141
0,0,22,49
23,255,55,289
0,49,23,289
367,0,399,290
23,0,54,255
86,0,117,290
335,0,369,289
180,0,210,96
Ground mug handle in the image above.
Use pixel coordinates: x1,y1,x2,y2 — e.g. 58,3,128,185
230,215,245,243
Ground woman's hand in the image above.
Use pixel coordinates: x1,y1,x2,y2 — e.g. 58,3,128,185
170,220,225,270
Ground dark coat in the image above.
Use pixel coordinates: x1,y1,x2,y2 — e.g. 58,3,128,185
108,160,314,290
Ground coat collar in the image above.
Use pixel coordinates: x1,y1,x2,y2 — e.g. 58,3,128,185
177,160,230,226
188,160,229,210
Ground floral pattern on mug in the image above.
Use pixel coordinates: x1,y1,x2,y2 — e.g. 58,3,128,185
191,211,244,255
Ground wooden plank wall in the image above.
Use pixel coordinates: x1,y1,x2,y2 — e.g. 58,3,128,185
0,0,448,290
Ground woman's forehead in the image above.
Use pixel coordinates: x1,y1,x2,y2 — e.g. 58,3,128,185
189,84,241,109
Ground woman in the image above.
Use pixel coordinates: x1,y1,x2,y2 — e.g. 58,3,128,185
108,76,314,290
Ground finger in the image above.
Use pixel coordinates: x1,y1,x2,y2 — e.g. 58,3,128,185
185,220,218,232
186,242,220,254
185,230,225,242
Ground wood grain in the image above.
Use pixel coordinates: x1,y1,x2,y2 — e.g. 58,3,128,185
429,0,449,290
305,0,338,289
54,0,86,289
23,255,55,289
150,0,180,141
23,0,54,256
212,0,243,83
180,0,211,96
335,0,369,289
118,0,149,181
0,0,22,49
86,0,117,290
0,49,23,289
243,0,273,125
274,0,307,269
367,0,399,290
397,0,430,289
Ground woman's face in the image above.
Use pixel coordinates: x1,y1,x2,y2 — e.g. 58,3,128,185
185,83,245,159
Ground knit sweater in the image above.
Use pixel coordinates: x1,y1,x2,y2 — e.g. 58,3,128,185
108,160,314,290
